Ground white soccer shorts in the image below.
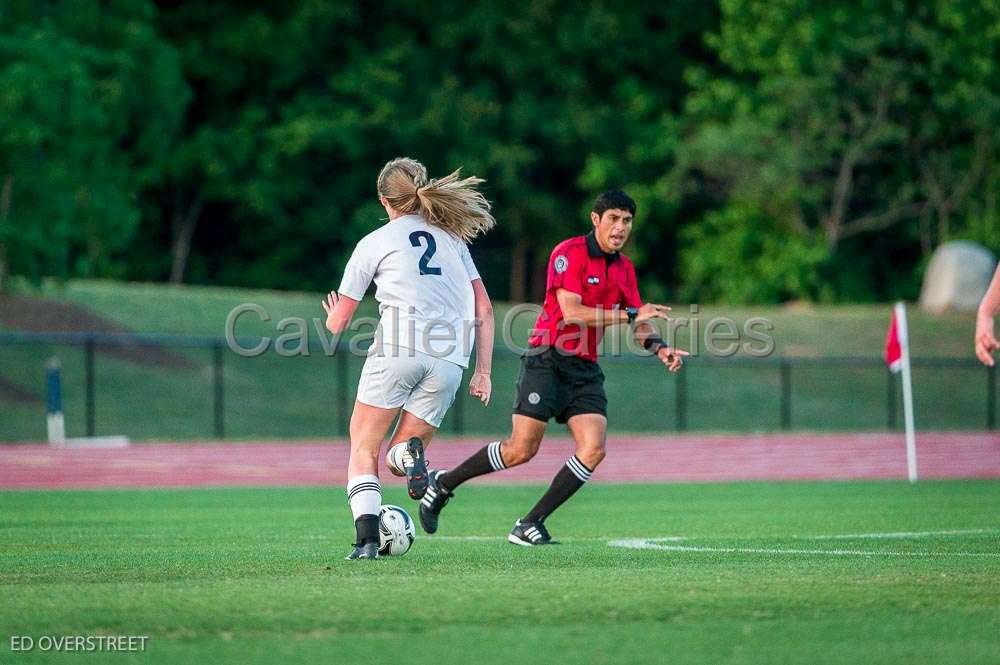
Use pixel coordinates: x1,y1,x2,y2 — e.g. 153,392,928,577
355,348,463,427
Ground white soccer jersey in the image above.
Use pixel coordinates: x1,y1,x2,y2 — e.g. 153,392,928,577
338,214,481,368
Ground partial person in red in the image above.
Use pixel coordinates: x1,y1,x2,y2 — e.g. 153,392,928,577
976,263,1000,366
416,190,688,545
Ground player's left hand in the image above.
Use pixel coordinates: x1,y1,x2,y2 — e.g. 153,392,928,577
657,346,689,373
469,372,492,406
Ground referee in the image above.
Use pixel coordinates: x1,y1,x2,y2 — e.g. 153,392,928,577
418,190,688,545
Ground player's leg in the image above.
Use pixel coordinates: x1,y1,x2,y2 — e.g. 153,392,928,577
344,352,421,560
383,408,438,499
381,355,463,506
381,352,449,491
389,409,438,450
345,400,400,559
420,414,546,534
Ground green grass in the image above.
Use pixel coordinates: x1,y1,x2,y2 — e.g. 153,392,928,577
0,279,992,441
2,480,999,664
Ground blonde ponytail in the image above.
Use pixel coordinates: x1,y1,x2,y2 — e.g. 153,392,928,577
377,157,495,242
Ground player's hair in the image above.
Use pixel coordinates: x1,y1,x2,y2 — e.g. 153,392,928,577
593,190,636,217
376,157,496,242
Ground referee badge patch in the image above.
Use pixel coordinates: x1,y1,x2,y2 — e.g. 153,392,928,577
554,255,569,273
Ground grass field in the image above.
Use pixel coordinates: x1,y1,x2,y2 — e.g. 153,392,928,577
1,279,992,441
2,480,999,664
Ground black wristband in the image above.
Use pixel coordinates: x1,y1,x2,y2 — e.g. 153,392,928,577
626,307,638,326
642,335,666,354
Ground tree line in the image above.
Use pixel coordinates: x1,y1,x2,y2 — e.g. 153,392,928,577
2,0,998,303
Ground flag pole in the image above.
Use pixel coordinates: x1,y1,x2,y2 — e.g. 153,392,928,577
895,301,918,483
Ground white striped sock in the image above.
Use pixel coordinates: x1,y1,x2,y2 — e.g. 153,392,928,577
487,441,506,471
421,484,437,508
347,474,381,520
565,456,592,483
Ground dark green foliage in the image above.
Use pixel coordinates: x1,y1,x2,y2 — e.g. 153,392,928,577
0,0,188,285
1,1,998,301
670,0,1000,301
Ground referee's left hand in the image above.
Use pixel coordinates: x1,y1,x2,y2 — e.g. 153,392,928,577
657,347,689,372
469,372,492,405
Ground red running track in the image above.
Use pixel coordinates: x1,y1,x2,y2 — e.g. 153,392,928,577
1,433,998,490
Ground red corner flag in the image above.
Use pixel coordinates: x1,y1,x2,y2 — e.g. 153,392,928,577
885,309,903,373
886,302,918,483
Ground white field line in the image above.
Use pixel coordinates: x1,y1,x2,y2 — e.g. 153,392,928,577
427,535,690,543
799,528,1000,540
607,539,1000,558
422,531,1000,558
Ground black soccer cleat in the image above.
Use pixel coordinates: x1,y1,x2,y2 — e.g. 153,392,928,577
507,520,559,546
344,541,380,560
404,436,429,500
418,470,453,534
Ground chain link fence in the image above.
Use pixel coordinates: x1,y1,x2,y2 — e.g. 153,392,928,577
0,332,995,441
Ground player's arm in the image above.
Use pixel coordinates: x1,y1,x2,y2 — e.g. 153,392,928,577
976,264,1000,366
321,292,360,337
555,289,671,328
326,237,376,339
469,278,494,405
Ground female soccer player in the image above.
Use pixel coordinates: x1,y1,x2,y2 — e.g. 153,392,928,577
322,157,495,560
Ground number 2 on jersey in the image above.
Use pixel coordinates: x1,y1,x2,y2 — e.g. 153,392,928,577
409,231,442,276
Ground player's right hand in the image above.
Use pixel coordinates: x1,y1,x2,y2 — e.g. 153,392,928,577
975,314,998,366
321,291,339,332
635,303,671,324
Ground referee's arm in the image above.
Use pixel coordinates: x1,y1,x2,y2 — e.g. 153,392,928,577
555,289,672,329
555,289,630,327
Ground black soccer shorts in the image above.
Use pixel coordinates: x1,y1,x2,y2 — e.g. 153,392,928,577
512,346,608,424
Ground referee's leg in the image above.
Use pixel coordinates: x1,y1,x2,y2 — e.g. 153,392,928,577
438,414,545,491
518,413,606,525
566,413,607,469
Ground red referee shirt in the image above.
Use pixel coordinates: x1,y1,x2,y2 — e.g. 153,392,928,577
527,231,643,362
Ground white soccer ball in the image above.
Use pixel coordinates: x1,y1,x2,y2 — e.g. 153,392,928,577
385,442,408,477
378,504,415,556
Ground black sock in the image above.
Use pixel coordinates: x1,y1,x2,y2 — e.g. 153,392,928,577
522,456,593,524
439,440,506,491
354,515,379,546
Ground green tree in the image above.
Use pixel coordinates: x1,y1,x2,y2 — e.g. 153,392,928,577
668,0,1000,302
0,0,188,288
150,0,717,298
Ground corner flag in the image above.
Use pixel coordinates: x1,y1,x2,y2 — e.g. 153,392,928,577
885,309,902,373
885,302,917,483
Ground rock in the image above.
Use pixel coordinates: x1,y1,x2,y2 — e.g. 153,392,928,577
919,241,997,313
